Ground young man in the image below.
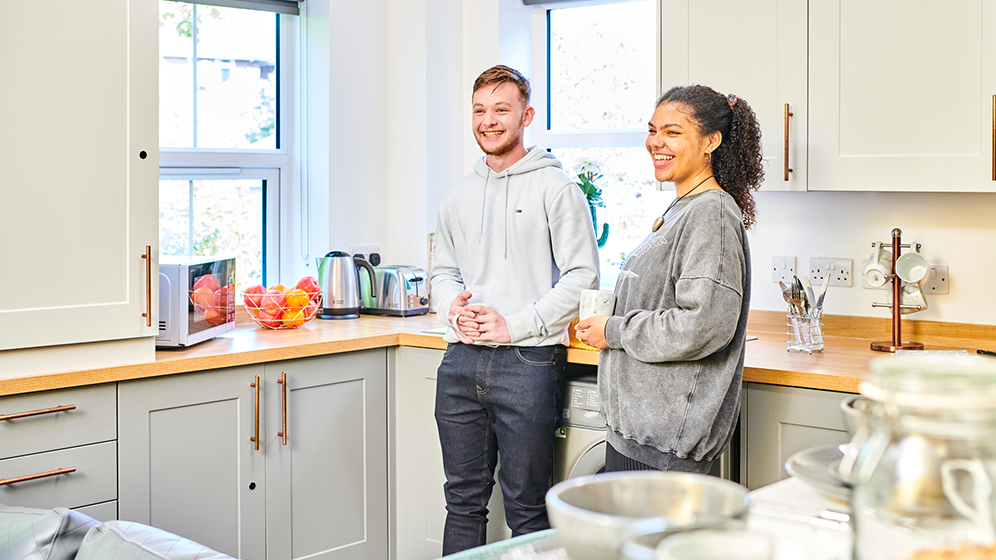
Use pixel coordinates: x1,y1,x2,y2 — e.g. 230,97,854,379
429,65,600,554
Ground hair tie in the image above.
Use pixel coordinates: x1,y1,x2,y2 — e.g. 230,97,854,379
727,94,738,110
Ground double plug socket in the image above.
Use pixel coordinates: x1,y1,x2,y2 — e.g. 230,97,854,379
772,256,853,287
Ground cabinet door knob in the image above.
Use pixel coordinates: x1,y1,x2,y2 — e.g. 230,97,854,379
784,103,794,181
277,373,287,445
0,467,76,486
249,376,260,451
141,246,152,327
0,404,76,422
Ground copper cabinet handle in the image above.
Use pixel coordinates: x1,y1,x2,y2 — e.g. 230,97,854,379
784,103,794,181
249,375,260,451
277,372,287,445
991,94,995,181
0,467,76,486
141,245,151,327
0,404,76,422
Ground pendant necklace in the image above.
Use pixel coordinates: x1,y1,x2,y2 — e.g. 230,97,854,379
651,175,714,233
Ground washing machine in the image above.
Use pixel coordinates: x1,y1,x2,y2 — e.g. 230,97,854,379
553,374,607,483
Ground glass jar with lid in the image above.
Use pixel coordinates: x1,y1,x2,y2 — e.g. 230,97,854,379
852,354,996,560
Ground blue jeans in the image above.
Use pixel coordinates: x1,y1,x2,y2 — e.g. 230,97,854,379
435,343,567,555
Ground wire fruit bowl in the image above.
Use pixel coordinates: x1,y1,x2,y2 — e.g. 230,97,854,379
242,289,323,330
190,286,236,326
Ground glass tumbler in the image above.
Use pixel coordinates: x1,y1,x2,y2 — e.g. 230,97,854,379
851,355,996,560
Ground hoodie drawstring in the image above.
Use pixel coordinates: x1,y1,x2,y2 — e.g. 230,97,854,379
504,176,509,260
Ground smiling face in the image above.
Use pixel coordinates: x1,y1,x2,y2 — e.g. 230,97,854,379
646,101,721,193
472,81,535,171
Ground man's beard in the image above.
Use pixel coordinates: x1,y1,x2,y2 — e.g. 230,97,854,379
476,125,522,157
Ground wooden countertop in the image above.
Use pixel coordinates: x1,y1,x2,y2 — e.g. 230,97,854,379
3,309,992,396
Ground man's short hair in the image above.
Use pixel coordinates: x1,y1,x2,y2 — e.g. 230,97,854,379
473,65,531,106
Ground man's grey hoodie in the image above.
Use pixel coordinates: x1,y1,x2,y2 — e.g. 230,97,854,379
430,147,600,346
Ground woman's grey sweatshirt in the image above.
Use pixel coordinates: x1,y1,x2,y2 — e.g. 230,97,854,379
599,189,751,471
430,147,600,346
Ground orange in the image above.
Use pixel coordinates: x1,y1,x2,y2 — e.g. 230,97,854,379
285,288,309,309
283,308,307,328
269,284,287,293
191,286,215,315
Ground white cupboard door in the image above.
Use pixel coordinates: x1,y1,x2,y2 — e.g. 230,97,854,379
660,0,808,191
809,0,996,192
118,366,267,560
0,0,159,350
264,351,388,560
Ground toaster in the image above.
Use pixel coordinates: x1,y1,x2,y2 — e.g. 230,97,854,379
360,266,430,316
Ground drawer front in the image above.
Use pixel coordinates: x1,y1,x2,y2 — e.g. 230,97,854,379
0,441,117,509
0,384,116,459
75,500,117,522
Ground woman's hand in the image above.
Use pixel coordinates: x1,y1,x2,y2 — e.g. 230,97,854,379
575,315,610,350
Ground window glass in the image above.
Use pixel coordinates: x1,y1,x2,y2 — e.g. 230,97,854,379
159,178,265,293
547,1,665,289
159,2,277,149
548,1,655,131
553,148,668,289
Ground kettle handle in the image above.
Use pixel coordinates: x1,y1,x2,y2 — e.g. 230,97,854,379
354,256,376,300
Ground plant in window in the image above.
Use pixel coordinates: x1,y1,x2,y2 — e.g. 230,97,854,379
574,161,609,248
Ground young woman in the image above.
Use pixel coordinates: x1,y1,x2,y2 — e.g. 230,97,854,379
575,85,763,473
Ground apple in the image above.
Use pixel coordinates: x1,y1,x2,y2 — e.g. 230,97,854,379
261,288,287,315
215,285,233,312
295,276,322,302
193,273,221,293
257,309,284,328
243,284,266,308
302,300,319,321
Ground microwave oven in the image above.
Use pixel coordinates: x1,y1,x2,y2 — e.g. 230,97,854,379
157,255,237,347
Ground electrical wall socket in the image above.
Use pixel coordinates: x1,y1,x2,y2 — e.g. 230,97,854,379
348,245,381,263
771,255,796,283
809,258,853,287
921,264,949,294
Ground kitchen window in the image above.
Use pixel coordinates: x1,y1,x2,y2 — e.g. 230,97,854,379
159,0,296,293
535,0,663,289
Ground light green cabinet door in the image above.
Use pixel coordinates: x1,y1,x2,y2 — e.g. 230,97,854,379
660,0,808,192
392,346,447,560
264,349,388,560
118,365,267,560
391,345,511,560
743,383,852,490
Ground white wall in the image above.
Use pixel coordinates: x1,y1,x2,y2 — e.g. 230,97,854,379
748,191,996,325
305,0,389,273
311,2,996,326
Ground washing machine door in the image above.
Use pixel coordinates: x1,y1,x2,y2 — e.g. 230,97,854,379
568,440,606,479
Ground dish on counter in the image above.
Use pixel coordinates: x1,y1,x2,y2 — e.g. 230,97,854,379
827,456,857,487
785,444,852,502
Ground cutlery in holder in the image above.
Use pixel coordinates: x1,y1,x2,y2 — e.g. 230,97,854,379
787,311,824,353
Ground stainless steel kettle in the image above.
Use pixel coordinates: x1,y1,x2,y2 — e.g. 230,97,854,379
315,251,376,319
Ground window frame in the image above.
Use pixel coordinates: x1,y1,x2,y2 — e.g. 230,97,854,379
529,2,659,154
158,3,299,286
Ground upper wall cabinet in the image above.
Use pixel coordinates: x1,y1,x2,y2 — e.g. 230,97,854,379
660,0,808,192
0,0,159,351
809,0,996,192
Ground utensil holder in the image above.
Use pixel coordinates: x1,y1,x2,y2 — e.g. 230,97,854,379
787,311,824,353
